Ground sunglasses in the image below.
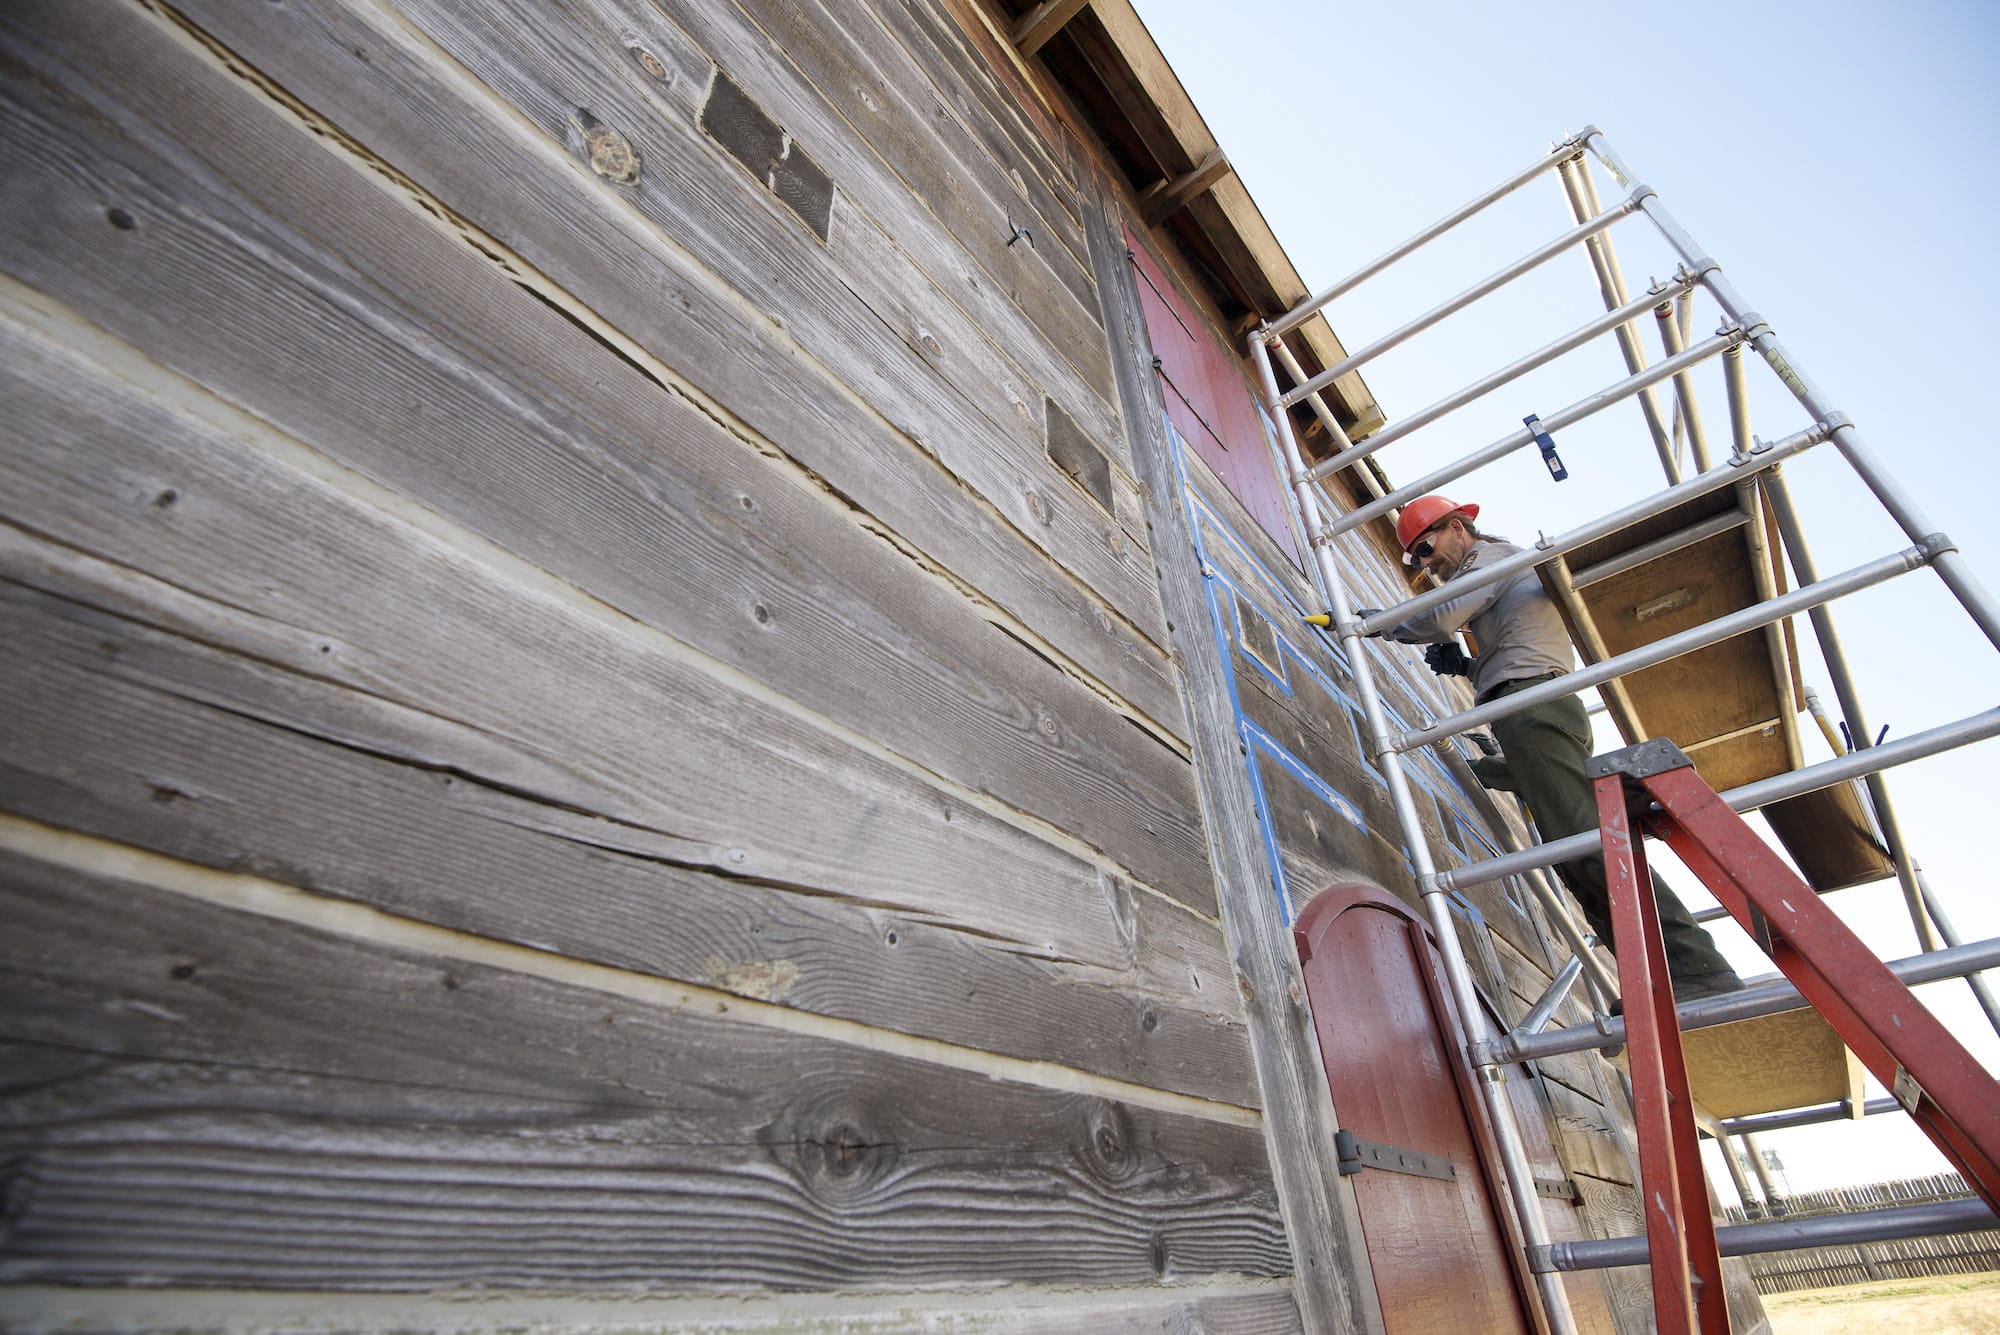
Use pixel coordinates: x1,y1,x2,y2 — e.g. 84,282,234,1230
1405,522,1450,564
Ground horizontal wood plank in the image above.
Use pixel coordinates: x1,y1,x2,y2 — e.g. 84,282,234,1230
162,0,1178,732
0,302,1248,1103
0,1285,1302,1334
383,0,1151,609
863,0,1084,230
726,0,1102,339
0,4,1212,911
0,848,1289,1291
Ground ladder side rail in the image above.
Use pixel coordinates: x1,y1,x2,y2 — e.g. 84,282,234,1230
1739,1131,1789,1221
1320,331,1744,542
1732,469,1807,770
1763,464,1942,953
1539,1196,1998,1272
1497,935,2000,1065
1354,424,1825,637
1263,335,1387,501
1438,704,2000,893
1596,772,1726,1333
1652,288,1714,471
1722,344,1754,457
1911,864,2000,1039
1248,333,1583,1335
1266,137,1585,340
1639,764,2000,1206
1584,128,2000,654
1557,154,1680,482
1300,273,1698,483
1396,541,1941,753
1717,1130,1768,1220
1284,197,1646,406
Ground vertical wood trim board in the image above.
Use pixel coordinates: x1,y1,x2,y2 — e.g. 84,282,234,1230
1081,168,1383,1335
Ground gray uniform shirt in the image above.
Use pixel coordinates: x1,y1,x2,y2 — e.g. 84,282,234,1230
1381,539,1575,699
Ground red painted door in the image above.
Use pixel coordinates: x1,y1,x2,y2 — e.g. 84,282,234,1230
1297,886,1539,1334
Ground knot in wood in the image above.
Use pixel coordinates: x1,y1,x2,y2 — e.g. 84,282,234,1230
569,109,640,183
786,1113,899,1206
629,46,669,82
1076,1099,1139,1184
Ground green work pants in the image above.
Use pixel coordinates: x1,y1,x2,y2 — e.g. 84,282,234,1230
1469,678,1732,980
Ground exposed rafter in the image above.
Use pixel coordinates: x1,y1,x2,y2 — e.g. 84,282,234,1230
1011,0,1091,57
1138,148,1232,226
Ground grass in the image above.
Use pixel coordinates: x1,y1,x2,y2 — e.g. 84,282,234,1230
1760,1271,2000,1334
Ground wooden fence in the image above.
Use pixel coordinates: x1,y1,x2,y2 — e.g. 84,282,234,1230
1722,1174,2000,1294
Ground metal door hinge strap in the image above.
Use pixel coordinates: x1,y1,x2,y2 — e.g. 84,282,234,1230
1334,1129,1457,1181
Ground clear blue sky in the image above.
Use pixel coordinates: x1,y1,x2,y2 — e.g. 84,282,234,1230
1132,0,2000,1194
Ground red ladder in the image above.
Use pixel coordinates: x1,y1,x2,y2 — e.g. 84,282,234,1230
1589,738,2000,1335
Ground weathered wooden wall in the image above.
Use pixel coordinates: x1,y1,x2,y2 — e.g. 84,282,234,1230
0,1,1741,1331
0,0,1293,1327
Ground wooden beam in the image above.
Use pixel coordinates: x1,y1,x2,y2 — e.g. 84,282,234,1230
1082,167,1382,1335
1539,554,1649,743
1013,0,1091,57
1139,148,1232,226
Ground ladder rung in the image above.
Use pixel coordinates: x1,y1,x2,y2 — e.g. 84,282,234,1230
1533,1197,1998,1273
1282,197,1641,407
1438,707,2000,893
1265,136,1583,340
1301,271,1700,482
1319,329,1743,543
1497,935,2000,1065
1353,423,1821,638
1718,1095,1902,1138
1396,542,1943,754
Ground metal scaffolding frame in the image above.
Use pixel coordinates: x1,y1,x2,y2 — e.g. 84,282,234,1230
1248,127,2000,1334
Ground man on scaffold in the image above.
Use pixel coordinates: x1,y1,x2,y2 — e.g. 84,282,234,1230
1362,493,1743,1001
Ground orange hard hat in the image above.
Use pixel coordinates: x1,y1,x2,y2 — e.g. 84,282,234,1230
1395,494,1480,552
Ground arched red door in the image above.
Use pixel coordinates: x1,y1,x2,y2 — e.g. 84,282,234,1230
1297,885,1542,1334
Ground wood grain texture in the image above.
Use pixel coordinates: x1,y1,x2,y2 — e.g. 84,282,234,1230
0,1285,1304,1334
163,0,1179,733
1541,1080,1636,1188
863,0,1086,242
1083,164,1382,1335
1569,1175,1654,1333
382,0,1151,609
0,302,1248,1104
724,0,1103,348
0,849,1289,1292
0,0,1213,912
1299,901,1533,1334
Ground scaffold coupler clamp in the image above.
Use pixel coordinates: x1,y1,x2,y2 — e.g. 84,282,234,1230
1524,413,1567,482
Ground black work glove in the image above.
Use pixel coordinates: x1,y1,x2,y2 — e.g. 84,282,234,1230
1468,732,1500,756
1424,642,1473,678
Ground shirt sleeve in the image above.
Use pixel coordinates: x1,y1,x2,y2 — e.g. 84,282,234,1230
1379,553,1508,642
